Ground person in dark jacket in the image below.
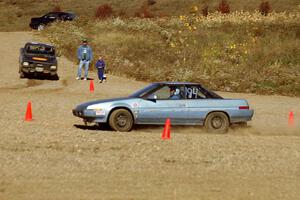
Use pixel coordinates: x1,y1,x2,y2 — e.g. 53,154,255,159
76,39,93,80
95,56,106,83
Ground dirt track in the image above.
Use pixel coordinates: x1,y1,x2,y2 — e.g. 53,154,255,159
0,32,299,200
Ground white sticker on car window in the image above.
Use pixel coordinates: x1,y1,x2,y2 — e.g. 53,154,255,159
187,87,199,99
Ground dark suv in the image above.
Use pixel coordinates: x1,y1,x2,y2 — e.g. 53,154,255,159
19,42,58,79
29,12,76,30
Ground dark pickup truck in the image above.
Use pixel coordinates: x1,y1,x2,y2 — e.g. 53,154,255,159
19,42,58,79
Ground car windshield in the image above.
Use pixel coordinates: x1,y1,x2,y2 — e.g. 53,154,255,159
26,44,55,56
129,83,159,98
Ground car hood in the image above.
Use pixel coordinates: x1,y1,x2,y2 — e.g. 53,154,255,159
74,97,132,110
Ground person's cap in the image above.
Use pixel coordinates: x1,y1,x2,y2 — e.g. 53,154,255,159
82,38,88,43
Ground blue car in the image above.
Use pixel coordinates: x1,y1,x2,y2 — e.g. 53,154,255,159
72,82,254,133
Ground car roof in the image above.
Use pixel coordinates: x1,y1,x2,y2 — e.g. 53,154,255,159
25,42,54,47
47,11,74,15
154,82,202,86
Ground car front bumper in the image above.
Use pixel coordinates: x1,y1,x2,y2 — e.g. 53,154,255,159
72,109,107,123
21,62,57,75
21,67,57,75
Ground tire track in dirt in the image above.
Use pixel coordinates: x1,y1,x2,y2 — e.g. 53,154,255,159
0,79,44,90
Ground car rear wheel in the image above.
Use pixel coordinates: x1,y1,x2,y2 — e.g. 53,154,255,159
204,112,229,133
109,109,133,132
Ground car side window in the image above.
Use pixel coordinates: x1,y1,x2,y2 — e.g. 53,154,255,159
153,86,170,100
45,13,57,19
151,85,185,100
185,86,206,99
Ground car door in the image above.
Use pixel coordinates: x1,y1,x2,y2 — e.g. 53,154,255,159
136,85,190,124
184,85,215,124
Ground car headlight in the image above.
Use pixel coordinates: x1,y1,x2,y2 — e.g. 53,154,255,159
90,108,106,116
23,62,29,66
50,65,57,70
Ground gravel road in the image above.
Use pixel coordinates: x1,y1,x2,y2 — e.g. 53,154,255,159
0,32,299,200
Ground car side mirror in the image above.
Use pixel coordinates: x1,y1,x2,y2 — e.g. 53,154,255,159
147,94,157,102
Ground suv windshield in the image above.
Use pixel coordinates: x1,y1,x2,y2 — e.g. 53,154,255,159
26,44,55,56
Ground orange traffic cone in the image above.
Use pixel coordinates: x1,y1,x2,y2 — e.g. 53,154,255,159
288,111,294,126
90,80,94,92
162,118,171,140
25,101,32,121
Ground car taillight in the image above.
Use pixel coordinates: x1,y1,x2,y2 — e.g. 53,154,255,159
239,106,249,110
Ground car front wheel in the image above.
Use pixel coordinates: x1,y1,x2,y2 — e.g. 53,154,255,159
204,112,229,133
37,24,45,31
109,109,133,132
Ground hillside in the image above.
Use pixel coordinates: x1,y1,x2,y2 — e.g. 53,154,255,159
43,12,300,96
1,0,300,31
0,0,299,96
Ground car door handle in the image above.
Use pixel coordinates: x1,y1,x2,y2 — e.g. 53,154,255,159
178,103,186,107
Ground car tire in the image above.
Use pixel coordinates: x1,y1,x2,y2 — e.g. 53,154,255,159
37,24,45,31
109,109,133,132
50,74,59,80
204,112,229,134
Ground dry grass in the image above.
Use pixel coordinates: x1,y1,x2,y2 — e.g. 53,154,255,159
0,0,300,30
42,11,300,96
0,0,299,95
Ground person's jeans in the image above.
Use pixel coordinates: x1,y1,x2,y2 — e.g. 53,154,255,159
77,60,90,79
97,68,104,81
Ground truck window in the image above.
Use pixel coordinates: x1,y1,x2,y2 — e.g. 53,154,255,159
26,45,55,56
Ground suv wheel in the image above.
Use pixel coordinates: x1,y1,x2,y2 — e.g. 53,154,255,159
19,72,25,78
109,109,133,132
50,74,59,80
204,112,229,133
